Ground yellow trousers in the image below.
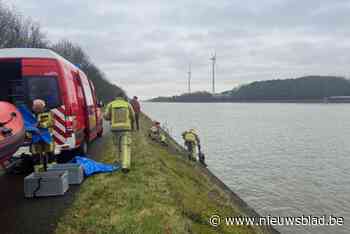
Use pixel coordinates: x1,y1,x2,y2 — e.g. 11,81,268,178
113,131,132,170
30,142,55,155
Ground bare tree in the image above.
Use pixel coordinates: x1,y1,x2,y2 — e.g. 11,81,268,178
51,39,90,67
0,1,48,48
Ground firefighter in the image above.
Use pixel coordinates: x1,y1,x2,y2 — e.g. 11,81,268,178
182,129,201,162
130,96,141,131
30,99,55,171
104,94,135,173
149,121,168,146
149,121,161,140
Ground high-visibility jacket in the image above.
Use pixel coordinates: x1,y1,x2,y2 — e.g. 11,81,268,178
105,98,135,131
182,131,199,144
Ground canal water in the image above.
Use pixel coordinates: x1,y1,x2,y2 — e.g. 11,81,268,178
143,102,350,234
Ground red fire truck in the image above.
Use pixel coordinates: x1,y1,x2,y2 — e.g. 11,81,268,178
0,48,103,157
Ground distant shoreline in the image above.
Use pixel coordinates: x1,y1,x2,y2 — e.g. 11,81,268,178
147,76,350,104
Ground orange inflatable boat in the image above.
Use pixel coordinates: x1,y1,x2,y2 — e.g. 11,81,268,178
0,101,25,167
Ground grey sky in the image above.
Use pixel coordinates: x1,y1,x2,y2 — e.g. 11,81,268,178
4,0,350,99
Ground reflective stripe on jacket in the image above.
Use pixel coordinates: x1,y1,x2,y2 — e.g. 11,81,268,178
37,112,53,132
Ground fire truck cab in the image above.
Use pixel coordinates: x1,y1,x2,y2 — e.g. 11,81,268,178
0,48,103,155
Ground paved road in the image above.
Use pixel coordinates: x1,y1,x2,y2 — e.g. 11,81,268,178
0,121,111,234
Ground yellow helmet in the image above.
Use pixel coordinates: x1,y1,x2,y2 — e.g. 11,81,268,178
189,128,197,134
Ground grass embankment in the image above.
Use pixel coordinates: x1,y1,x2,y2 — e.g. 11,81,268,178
55,114,276,234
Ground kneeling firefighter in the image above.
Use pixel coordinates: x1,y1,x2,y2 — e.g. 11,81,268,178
149,121,168,146
182,129,206,166
104,94,135,173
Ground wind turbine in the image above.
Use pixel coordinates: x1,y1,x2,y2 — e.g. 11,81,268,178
210,52,216,94
188,63,191,93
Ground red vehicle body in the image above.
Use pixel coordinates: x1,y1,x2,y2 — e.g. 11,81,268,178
0,48,103,156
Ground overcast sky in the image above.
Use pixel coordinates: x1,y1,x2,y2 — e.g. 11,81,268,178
4,0,350,99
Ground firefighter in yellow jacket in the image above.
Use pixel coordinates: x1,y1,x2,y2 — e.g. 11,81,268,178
30,99,55,171
104,94,135,173
182,129,201,161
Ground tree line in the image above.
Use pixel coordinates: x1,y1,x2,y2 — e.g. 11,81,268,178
0,1,124,103
226,76,350,100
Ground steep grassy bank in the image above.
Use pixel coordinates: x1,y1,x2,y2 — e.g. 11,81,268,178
55,114,277,234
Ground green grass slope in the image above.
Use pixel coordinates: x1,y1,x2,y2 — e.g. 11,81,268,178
55,114,277,234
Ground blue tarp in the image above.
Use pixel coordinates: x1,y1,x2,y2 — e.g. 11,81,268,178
18,105,52,144
71,156,120,176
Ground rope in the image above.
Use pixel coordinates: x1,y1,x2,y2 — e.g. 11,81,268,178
0,112,16,127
